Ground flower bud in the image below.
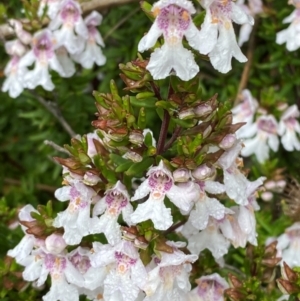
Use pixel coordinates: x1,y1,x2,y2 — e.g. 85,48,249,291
194,103,213,117
45,233,67,254
83,171,101,186
173,168,190,182
123,151,143,162
219,134,236,150
261,191,273,202
192,164,216,180
129,130,144,145
265,181,276,190
178,108,195,120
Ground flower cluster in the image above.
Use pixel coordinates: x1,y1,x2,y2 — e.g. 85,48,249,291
2,0,106,98
8,124,264,300
138,0,254,80
232,89,300,163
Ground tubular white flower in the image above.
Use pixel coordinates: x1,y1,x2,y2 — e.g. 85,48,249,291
278,104,300,151
72,11,106,69
144,241,198,301
91,181,133,245
188,273,229,301
53,181,100,245
276,9,300,51
241,115,279,163
19,29,65,91
138,0,200,80
49,0,88,54
130,161,198,230
198,0,254,73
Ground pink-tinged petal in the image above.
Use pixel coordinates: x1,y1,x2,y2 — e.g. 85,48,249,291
75,18,88,37
138,20,162,52
64,260,85,287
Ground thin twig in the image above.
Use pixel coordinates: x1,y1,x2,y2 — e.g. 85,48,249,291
4,178,57,193
32,92,76,137
103,6,139,41
235,17,259,106
163,126,182,152
44,140,71,155
164,219,187,235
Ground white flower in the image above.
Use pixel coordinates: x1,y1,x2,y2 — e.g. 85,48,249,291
187,273,229,301
130,161,198,230
278,104,300,151
72,11,106,69
220,205,257,248
138,0,200,80
49,0,88,54
232,89,259,139
277,222,300,268
90,240,147,301
91,181,133,245
241,115,279,163
186,219,230,259
2,40,28,98
68,247,108,291
53,181,100,245
198,0,254,73
188,180,227,230
19,29,65,91
144,241,198,301
276,9,300,51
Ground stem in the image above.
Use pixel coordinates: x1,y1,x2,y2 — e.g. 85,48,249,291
164,219,187,235
156,82,174,155
150,82,162,100
44,140,71,155
32,93,76,137
235,17,259,106
156,111,170,155
163,126,181,152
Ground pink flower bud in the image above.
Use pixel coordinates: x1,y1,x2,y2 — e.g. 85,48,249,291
192,164,215,180
194,103,213,117
173,168,190,182
219,134,236,150
83,171,101,186
45,233,67,254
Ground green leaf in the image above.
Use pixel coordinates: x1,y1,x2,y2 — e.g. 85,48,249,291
125,157,154,176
